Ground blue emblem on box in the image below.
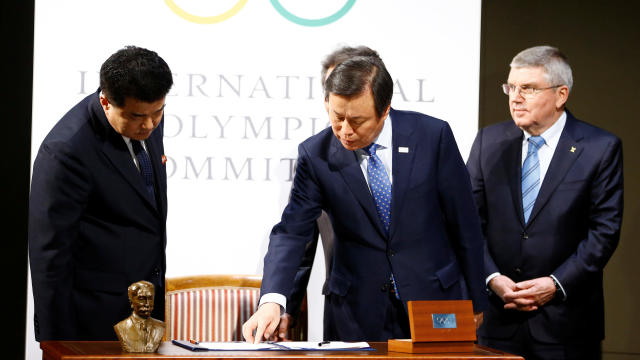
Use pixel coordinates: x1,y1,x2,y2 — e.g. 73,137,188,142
432,313,457,329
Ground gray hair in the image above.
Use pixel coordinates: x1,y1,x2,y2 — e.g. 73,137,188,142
510,45,573,91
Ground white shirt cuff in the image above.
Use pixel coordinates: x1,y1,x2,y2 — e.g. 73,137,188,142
550,274,567,300
259,293,286,315
486,272,501,286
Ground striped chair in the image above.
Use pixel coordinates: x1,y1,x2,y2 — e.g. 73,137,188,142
164,274,307,342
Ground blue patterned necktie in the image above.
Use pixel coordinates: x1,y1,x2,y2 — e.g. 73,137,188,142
364,143,400,299
522,136,545,223
131,140,156,200
364,143,392,234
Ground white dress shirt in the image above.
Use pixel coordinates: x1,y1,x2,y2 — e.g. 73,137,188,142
520,111,566,182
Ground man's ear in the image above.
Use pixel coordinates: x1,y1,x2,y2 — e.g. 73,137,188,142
555,85,570,109
381,104,391,120
99,94,110,111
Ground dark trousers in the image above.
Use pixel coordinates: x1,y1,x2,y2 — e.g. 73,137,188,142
479,322,601,360
381,290,411,340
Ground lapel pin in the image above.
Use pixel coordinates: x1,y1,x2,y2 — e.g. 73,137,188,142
162,155,167,165
398,146,409,153
570,146,576,153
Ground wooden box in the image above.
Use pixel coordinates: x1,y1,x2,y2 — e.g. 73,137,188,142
388,300,476,353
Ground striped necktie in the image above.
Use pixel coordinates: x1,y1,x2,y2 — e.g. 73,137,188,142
522,136,545,223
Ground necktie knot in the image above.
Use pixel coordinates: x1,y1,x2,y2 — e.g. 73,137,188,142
131,140,144,155
528,136,545,150
364,143,378,157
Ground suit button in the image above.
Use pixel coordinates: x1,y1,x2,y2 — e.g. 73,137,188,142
387,249,395,257
153,267,161,277
381,283,389,292
514,268,522,275
522,232,529,239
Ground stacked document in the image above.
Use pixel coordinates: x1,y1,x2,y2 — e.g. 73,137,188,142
172,340,373,351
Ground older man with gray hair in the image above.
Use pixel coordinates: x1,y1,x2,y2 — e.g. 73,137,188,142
467,45,623,359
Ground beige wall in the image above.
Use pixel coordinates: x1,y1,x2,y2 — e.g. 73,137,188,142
479,1,640,358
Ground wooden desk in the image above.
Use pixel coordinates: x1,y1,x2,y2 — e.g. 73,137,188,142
41,341,523,360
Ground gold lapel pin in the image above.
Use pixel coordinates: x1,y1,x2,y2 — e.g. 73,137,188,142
570,146,576,153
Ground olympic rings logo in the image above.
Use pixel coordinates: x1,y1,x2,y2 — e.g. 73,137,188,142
164,0,356,26
164,0,248,24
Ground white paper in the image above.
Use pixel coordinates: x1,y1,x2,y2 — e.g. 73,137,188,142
283,341,371,350
177,340,371,351
196,342,275,350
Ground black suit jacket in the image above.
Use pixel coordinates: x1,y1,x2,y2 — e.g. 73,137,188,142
467,111,623,342
28,90,168,341
262,108,487,341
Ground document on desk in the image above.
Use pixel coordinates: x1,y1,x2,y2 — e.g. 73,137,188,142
172,340,373,351
278,341,372,350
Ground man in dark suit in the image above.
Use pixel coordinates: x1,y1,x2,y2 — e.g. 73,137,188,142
244,51,486,342
276,45,381,341
28,46,173,341
467,46,623,359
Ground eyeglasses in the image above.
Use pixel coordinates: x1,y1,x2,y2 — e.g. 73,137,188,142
502,83,562,97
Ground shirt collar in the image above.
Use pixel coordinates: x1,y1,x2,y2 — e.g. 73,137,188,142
523,111,566,148
356,112,392,155
368,112,392,150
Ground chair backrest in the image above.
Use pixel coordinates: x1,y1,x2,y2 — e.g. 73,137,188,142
165,274,307,342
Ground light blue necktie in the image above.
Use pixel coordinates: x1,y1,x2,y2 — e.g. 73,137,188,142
364,143,400,299
522,136,545,223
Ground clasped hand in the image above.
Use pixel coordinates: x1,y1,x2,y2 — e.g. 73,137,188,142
489,275,556,311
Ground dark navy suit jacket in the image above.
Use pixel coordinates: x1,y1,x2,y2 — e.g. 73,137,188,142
28,90,168,341
467,111,623,342
262,108,487,341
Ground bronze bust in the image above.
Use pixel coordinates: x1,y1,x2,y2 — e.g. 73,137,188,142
114,281,165,352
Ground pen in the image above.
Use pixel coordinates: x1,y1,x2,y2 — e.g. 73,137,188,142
318,341,330,347
265,341,290,350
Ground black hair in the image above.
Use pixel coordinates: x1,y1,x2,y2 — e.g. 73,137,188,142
324,56,393,118
321,45,381,84
99,46,173,107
